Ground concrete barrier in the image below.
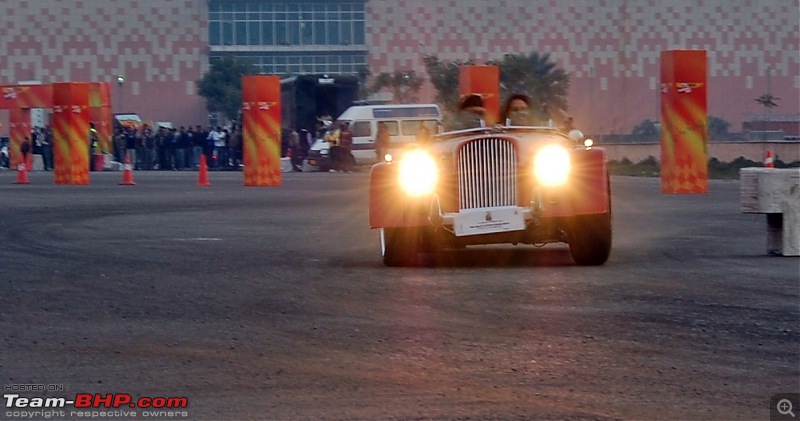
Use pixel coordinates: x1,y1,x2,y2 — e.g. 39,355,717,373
280,157,293,173
740,168,800,256
602,141,800,164
32,154,44,171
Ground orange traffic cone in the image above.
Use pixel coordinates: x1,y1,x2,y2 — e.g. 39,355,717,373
14,161,30,184
198,154,210,186
119,153,136,185
764,150,775,168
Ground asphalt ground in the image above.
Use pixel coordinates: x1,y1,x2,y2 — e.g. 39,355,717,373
0,169,798,420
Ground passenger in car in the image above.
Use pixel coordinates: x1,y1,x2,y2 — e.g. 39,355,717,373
448,93,487,131
501,93,545,126
501,93,575,131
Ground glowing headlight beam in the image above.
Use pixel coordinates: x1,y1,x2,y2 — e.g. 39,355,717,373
534,145,571,186
398,150,438,196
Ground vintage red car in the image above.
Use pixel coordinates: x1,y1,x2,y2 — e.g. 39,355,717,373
368,125,612,266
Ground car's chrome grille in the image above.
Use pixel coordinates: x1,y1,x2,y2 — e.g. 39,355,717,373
457,137,517,210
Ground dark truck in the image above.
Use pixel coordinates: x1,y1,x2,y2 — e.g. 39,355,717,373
280,74,359,135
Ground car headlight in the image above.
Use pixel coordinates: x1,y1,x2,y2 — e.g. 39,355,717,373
398,150,438,196
533,145,571,186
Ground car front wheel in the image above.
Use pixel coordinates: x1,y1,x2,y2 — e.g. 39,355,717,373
567,212,612,266
380,227,423,267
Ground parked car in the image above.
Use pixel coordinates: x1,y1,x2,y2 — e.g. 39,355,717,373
368,125,612,266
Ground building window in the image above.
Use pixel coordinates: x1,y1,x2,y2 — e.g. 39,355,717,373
210,52,366,77
208,1,365,47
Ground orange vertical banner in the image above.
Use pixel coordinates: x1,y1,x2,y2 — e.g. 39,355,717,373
8,107,31,170
660,50,708,194
89,83,112,153
459,65,500,125
52,83,91,185
242,75,281,186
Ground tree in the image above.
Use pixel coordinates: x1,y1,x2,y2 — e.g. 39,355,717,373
489,51,570,116
371,70,425,104
423,52,569,117
631,119,659,140
708,116,731,139
423,55,474,114
196,56,257,122
355,65,374,100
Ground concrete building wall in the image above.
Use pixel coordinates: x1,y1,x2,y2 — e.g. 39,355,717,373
0,0,209,128
367,0,800,136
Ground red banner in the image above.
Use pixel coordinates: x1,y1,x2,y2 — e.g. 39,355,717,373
52,83,91,185
0,85,53,109
459,65,500,125
660,50,708,194
241,75,281,186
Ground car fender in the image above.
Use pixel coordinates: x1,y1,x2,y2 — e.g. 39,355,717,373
569,147,610,215
369,162,431,228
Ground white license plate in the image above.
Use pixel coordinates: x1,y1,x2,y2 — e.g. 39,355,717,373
453,207,525,237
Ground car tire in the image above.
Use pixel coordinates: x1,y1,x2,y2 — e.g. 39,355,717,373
381,227,423,267
567,211,612,266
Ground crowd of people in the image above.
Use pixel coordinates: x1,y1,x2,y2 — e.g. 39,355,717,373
10,124,244,172
112,124,242,171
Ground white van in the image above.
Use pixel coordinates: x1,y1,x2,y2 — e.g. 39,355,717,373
305,104,442,170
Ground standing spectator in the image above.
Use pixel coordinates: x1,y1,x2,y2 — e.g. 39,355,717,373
325,124,341,172
135,126,145,170
338,122,353,172
173,127,186,170
41,126,53,171
32,127,42,157
193,125,205,169
205,126,222,169
179,126,192,170
20,136,31,168
89,123,100,171
300,128,313,153
124,126,137,168
228,125,242,170
156,126,170,170
113,127,125,163
143,126,156,170
288,128,302,172
220,128,231,169
168,128,179,170
209,126,227,168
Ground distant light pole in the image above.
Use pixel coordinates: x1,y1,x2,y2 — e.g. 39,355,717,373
116,75,125,113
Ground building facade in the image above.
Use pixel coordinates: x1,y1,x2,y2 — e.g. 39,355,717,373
0,0,797,136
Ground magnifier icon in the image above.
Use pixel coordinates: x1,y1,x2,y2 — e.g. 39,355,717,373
778,399,796,417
